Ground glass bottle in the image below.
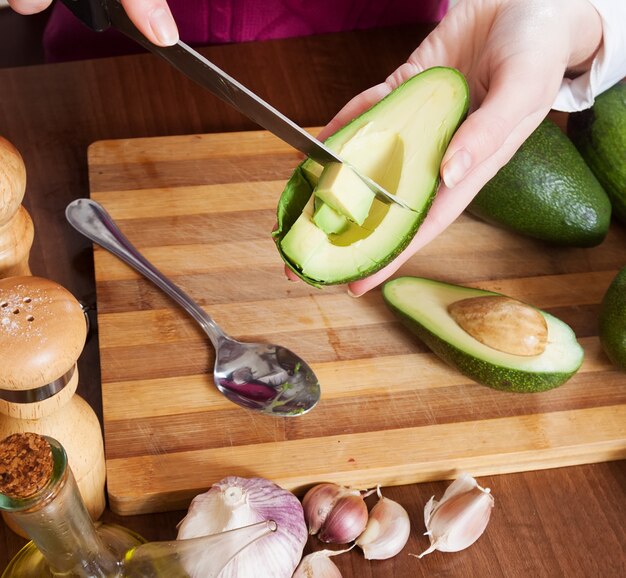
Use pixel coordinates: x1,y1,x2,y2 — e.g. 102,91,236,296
0,433,276,578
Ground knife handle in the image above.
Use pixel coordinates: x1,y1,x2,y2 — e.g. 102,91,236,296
60,0,111,32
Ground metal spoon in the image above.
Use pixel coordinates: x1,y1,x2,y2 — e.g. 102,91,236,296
66,198,320,416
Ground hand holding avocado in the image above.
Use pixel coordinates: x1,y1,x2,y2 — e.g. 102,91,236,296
282,0,626,295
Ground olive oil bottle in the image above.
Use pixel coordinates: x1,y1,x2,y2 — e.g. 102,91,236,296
0,433,276,577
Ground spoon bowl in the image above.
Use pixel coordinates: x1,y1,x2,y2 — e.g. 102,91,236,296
66,198,320,416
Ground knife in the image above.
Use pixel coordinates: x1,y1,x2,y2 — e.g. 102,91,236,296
60,0,414,211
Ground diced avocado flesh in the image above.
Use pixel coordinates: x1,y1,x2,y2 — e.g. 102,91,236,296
383,277,584,392
274,67,469,286
313,201,349,234
280,197,327,268
314,162,375,225
302,160,324,187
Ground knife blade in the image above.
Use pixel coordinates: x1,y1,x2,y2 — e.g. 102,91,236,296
61,0,415,211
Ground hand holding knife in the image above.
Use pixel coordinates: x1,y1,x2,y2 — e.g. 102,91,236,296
60,0,414,211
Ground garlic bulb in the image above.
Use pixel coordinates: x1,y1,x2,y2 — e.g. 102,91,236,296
302,483,368,543
418,473,494,557
292,547,352,578
356,487,410,560
177,476,307,577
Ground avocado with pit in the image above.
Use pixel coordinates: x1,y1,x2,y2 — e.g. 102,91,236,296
468,119,612,247
599,265,626,370
568,82,626,225
382,276,584,392
273,67,469,286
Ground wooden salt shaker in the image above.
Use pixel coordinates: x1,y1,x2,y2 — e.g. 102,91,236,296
0,276,106,535
0,137,34,278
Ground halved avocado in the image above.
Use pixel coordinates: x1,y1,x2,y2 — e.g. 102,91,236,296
273,67,469,286
382,277,584,393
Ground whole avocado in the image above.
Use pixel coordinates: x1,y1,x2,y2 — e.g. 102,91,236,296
468,119,611,247
599,266,626,370
568,82,626,225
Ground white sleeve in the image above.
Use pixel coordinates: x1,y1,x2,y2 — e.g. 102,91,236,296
553,0,626,112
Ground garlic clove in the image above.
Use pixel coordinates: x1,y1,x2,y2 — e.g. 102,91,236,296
302,483,345,535
418,473,494,558
318,493,368,544
356,487,410,560
292,548,352,578
432,472,481,506
302,483,368,544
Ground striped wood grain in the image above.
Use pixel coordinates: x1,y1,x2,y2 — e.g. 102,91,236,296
88,130,626,515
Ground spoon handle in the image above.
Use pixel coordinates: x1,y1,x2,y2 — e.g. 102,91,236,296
65,198,228,348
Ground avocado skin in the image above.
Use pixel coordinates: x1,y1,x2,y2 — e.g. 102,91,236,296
599,266,626,370
382,279,581,393
568,82,626,225
468,119,612,247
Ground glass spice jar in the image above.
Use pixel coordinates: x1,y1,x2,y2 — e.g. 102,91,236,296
0,432,277,578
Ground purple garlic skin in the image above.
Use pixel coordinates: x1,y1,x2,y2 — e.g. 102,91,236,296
302,483,368,544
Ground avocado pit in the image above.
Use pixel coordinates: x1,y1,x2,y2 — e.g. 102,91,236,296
448,295,548,357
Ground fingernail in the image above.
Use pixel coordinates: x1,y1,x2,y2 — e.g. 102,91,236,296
347,288,362,298
442,149,472,188
149,8,179,46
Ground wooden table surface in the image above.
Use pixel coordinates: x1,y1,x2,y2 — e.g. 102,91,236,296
0,23,624,577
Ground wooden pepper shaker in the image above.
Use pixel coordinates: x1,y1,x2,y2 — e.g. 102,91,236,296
0,136,34,278
0,276,106,536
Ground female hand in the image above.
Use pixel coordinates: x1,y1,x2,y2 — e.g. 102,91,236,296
8,0,179,45
291,0,603,296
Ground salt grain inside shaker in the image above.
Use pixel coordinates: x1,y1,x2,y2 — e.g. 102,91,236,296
0,276,106,536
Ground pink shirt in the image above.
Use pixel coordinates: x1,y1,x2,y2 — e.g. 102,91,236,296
43,0,448,62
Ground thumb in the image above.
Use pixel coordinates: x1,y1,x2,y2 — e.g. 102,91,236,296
121,0,179,46
7,0,51,14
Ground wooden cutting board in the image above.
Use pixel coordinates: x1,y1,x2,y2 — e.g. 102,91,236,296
88,129,626,516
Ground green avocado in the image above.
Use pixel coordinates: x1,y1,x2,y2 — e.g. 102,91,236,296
382,277,584,393
468,119,612,247
568,82,626,225
273,67,469,286
599,266,626,370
